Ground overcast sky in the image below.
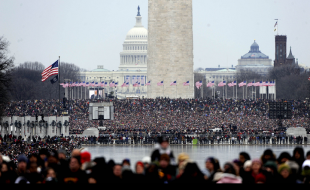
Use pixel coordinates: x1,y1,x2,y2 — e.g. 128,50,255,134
1,0,309,71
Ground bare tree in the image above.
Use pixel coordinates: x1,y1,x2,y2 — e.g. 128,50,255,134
10,62,81,101
268,65,308,99
0,37,14,116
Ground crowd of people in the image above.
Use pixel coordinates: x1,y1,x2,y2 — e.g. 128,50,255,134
0,134,81,167
4,98,310,136
1,136,310,183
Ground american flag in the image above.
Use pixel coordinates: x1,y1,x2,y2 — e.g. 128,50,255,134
125,82,129,87
85,82,90,87
133,81,139,87
100,81,105,87
247,81,254,87
90,81,95,87
195,81,202,89
157,81,164,86
253,82,260,86
146,81,151,86
80,81,86,87
238,81,246,87
218,81,226,87
41,60,58,82
308,76,310,81
121,82,126,87
207,81,212,87
170,81,177,86
114,82,118,87
183,81,190,86
109,81,115,87
263,81,269,86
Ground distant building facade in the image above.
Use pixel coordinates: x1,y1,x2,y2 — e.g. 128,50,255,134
274,35,299,67
79,8,148,99
236,40,273,76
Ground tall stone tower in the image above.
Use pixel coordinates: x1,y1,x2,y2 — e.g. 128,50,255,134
147,0,194,99
274,35,287,67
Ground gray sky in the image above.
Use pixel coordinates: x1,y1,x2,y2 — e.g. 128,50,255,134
1,0,309,71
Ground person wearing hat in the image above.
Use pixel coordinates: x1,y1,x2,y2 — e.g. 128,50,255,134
151,136,175,164
16,154,28,177
142,156,151,169
278,164,295,183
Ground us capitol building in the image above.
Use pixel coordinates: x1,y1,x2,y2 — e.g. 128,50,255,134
79,8,148,99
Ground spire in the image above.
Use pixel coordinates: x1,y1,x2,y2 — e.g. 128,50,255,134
135,6,143,27
137,6,141,16
287,46,294,59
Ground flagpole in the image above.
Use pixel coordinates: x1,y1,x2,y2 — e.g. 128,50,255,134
246,81,247,99
176,83,177,99
236,80,237,100
274,79,276,100
58,56,60,116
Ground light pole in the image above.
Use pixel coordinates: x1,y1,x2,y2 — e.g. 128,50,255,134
99,77,102,100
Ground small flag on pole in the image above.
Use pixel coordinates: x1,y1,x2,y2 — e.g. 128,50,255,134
50,75,58,84
157,81,164,86
183,81,190,86
146,81,151,86
170,81,177,86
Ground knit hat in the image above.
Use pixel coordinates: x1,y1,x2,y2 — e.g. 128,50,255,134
252,159,262,165
302,160,310,169
142,156,151,164
264,161,277,172
136,161,144,168
17,154,28,163
255,173,266,183
278,164,291,174
80,151,91,164
243,160,252,169
122,158,130,166
285,160,299,172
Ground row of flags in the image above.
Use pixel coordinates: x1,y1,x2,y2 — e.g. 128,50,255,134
59,80,276,89
207,80,276,87
60,81,119,88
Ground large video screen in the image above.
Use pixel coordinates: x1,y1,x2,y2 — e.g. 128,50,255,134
89,89,103,99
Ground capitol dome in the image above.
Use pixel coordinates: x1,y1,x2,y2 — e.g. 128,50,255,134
119,6,148,71
126,27,148,40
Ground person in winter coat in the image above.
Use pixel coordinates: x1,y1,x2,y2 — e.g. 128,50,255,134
216,162,242,183
151,137,175,164
277,164,295,183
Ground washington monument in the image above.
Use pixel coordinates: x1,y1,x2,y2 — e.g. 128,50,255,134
147,0,194,99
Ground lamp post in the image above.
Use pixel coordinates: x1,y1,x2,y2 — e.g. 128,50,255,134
99,77,102,100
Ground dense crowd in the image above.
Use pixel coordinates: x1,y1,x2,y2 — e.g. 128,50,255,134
4,98,310,136
1,137,310,183
0,134,81,167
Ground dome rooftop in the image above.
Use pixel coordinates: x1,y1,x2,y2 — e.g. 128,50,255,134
241,40,269,59
125,6,148,40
